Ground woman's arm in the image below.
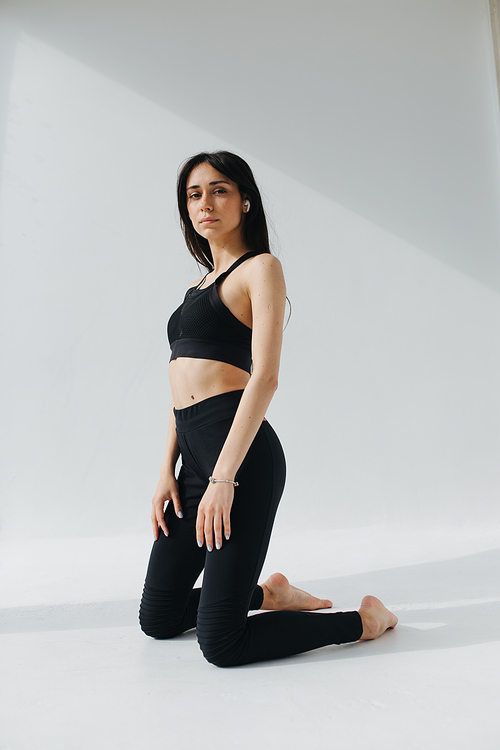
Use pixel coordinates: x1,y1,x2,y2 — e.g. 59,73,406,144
151,400,183,539
195,254,286,551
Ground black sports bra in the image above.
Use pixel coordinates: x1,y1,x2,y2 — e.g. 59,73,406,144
167,251,262,374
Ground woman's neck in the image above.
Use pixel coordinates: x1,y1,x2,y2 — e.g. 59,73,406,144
210,241,252,275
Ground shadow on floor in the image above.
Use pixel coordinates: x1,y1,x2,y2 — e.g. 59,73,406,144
242,599,500,670
244,546,500,668
1,548,499,663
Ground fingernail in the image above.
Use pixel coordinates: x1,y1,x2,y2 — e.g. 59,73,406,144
177,511,183,518
207,545,213,552
197,540,203,547
225,534,230,540
216,542,221,550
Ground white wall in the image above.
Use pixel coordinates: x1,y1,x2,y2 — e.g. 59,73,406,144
1,0,499,289
0,21,499,539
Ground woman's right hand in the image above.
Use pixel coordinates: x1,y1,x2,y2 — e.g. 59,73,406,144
151,473,182,540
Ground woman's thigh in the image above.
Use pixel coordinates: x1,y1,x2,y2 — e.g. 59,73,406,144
143,461,206,593
146,396,286,609
193,420,287,609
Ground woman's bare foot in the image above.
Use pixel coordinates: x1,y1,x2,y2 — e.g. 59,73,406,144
260,572,333,611
358,595,398,640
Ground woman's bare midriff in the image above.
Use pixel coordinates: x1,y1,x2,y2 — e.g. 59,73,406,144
169,358,250,409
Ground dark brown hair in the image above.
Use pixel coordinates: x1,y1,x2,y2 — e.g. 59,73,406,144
176,151,271,270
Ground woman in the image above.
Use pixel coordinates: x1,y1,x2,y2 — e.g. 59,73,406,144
139,151,397,667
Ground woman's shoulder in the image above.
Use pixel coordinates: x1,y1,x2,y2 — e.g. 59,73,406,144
243,253,284,282
241,254,286,302
241,252,282,273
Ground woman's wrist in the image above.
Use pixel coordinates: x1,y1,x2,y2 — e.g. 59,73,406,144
209,475,239,487
159,463,177,481
211,462,237,482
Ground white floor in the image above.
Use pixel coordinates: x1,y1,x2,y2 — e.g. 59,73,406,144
1,526,499,750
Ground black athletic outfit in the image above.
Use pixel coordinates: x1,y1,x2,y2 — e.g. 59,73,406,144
139,253,363,666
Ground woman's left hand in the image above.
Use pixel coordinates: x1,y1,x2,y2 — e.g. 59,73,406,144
196,481,234,551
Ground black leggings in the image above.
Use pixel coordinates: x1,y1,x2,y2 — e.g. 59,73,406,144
139,390,362,666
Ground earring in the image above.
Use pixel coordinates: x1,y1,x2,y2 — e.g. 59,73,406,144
244,200,250,212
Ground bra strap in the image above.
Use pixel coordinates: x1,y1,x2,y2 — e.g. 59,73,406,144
194,272,210,291
215,251,263,285
185,271,210,297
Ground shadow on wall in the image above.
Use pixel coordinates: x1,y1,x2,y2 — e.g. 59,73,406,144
1,549,498,662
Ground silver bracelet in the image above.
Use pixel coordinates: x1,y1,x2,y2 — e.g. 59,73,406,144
209,476,239,487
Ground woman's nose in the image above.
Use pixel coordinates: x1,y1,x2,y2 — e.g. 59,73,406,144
200,194,212,211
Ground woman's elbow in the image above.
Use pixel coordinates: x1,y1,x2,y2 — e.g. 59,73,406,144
252,371,279,394
269,375,279,393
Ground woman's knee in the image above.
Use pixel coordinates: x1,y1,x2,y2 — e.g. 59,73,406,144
196,606,244,667
139,584,188,640
197,635,239,668
139,614,183,640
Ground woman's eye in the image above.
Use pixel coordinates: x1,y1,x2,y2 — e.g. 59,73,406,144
188,193,200,199
213,189,226,194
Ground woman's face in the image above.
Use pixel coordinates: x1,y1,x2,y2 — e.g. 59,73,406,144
186,162,247,244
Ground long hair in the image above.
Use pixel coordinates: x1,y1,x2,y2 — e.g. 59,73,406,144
176,151,271,270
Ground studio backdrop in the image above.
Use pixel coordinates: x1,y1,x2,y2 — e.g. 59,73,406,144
0,0,499,539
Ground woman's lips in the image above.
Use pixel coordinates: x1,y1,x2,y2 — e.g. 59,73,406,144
200,218,218,224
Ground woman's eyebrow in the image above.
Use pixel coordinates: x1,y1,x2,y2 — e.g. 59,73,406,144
186,180,231,190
